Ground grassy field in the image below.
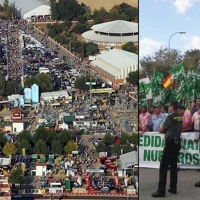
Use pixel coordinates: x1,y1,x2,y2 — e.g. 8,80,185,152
77,0,138,11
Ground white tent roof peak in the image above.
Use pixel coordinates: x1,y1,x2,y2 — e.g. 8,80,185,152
91,20,138,34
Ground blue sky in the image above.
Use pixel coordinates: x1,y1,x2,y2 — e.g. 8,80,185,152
139,0,200,58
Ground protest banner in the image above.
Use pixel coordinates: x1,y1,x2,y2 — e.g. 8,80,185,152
139,132,200,169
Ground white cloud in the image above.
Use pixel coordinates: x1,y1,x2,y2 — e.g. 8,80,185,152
173,0,200,14
182,35,200,49
139,37,163,58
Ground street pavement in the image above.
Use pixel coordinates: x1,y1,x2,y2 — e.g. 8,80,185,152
139,168,200,200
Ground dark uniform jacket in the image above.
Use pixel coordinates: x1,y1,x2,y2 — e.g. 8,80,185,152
161,112,182,140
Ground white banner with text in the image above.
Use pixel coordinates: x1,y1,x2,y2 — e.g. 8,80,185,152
139,132,200,169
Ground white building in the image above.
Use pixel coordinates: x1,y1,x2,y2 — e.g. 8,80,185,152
2,0,51,19
12,121,24,133
31,163,47,176
91,48,138,84
82,20,138,47
41,90,71,102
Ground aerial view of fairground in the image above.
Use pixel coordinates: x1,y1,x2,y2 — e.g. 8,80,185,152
0,0,138,199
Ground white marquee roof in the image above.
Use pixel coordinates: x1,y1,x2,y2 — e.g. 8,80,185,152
82,20,138,44
8,0,50,17
91,49,138,77
82,30,138,43
119,151,138,169
92,20,138,34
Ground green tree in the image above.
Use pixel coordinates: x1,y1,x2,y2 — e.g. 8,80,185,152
84,42,99,56
36,73,53,92
24,73,53,93
74,75,94,91
183,49,200,72
24,76,36,88
0,132,7,149
64,141,78,154
49,0,58,20
0,73,5,96
77,15,87,24
93,7,108,24
123,143,132,154
122,42,137,54
103,133,114,146
17,130,32,143
126,71,138,85
46,130,57,148
139,47,183,78
58,129,73,147
118,3,138,21
8,167,25,186
5,80,20,95
95,142,106,153
112,143,121,155
51,140,62,154
50,0,85,21
129,133,138,145
34,139,49,154
34,126,48,143
71,40,85,58
73,22,90,34
109,10,128,21
3,0,9,10
3,142,16,157
17,139,30,155
120,132,128,145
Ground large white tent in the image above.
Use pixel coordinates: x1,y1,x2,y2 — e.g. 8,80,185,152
82,20,138,46
3,0,51,19
91,49,138,83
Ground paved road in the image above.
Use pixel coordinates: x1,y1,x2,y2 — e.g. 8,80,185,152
139,168,200,200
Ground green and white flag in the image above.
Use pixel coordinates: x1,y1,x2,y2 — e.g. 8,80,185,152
189,67,200,84
155,71,164,85
139,77,152,100
151,71,159,96
151,71,164,96
175,81,186,101
168,63,184,82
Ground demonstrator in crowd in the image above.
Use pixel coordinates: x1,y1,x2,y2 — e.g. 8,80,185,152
148,105,166,132
139,104,151,134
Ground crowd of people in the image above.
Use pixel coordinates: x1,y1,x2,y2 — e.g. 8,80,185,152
139,98,200,134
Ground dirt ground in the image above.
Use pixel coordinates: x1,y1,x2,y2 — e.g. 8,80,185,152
77,0,138,11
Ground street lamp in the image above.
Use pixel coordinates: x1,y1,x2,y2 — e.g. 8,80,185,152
168,32,185,67
85,77,96,105
168,32,186,50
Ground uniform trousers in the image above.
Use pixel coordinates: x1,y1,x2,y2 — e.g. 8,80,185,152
158,139,181,193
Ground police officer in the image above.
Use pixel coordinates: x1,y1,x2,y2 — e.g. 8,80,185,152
151,101,182,197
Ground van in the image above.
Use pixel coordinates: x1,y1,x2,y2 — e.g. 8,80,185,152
52,57,60,62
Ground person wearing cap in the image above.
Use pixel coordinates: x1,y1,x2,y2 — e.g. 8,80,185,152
149,105,166,132
178,105,192,132
152,101,182,197
139,103,151,134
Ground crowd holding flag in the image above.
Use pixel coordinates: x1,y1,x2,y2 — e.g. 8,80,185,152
139,62,200,106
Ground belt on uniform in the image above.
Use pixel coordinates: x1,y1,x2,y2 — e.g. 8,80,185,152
165,137,180,144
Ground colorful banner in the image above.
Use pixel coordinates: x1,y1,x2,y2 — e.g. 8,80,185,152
139,132,200,169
